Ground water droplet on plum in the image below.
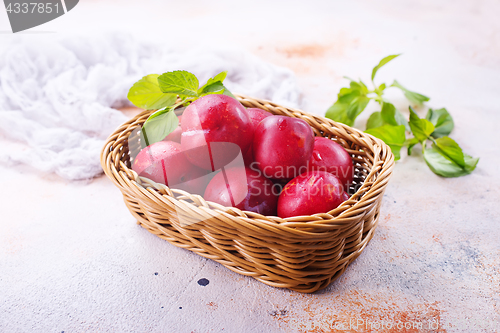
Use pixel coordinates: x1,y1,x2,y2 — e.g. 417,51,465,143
313,151,323,161
277,118,287,131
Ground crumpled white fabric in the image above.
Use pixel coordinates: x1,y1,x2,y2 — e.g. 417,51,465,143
0,33,301,180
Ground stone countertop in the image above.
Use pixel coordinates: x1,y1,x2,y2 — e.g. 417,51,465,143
1,1,499,332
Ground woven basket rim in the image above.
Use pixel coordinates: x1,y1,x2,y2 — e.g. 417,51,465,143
100,94,395,230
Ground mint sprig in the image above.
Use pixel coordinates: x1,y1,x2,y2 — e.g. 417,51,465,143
127,70,234,147
325,55,479,177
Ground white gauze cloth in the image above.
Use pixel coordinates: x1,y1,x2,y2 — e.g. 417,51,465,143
0,33,301,180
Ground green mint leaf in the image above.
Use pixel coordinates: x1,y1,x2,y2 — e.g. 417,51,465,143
425,108,454,138
366,102,409,132
391,80,430,106
326,87,361,126
127,74,177,110
434,136,465,168
365,124,406,160
405,137,419,155
140,108,179,148
208,71,227,84
395,109,410,131
158,70,199,97
366,112,384,130
339,86,362,101
326,80,370,126
464,154,480,173
197,71,228,95
350,80,369,95
423,144,479,177
346,95,370,120
381,102,409,130
196,71,234,98
199,81,225,96
326,102,353,126
409,107,435,142
371,54,401,81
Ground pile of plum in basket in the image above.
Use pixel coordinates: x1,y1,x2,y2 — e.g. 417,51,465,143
131,94,354,218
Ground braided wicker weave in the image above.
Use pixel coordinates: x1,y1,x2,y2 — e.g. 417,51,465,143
100,94,395,293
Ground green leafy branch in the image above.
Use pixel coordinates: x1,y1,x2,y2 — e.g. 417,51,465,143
325,55,478,177
127,70,234,147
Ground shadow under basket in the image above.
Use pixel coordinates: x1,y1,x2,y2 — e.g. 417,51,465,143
100,94,395,293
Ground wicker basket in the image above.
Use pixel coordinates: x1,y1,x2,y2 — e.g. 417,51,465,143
100,94,395,293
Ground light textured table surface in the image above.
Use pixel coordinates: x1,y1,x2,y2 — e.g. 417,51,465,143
1,1,499,332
